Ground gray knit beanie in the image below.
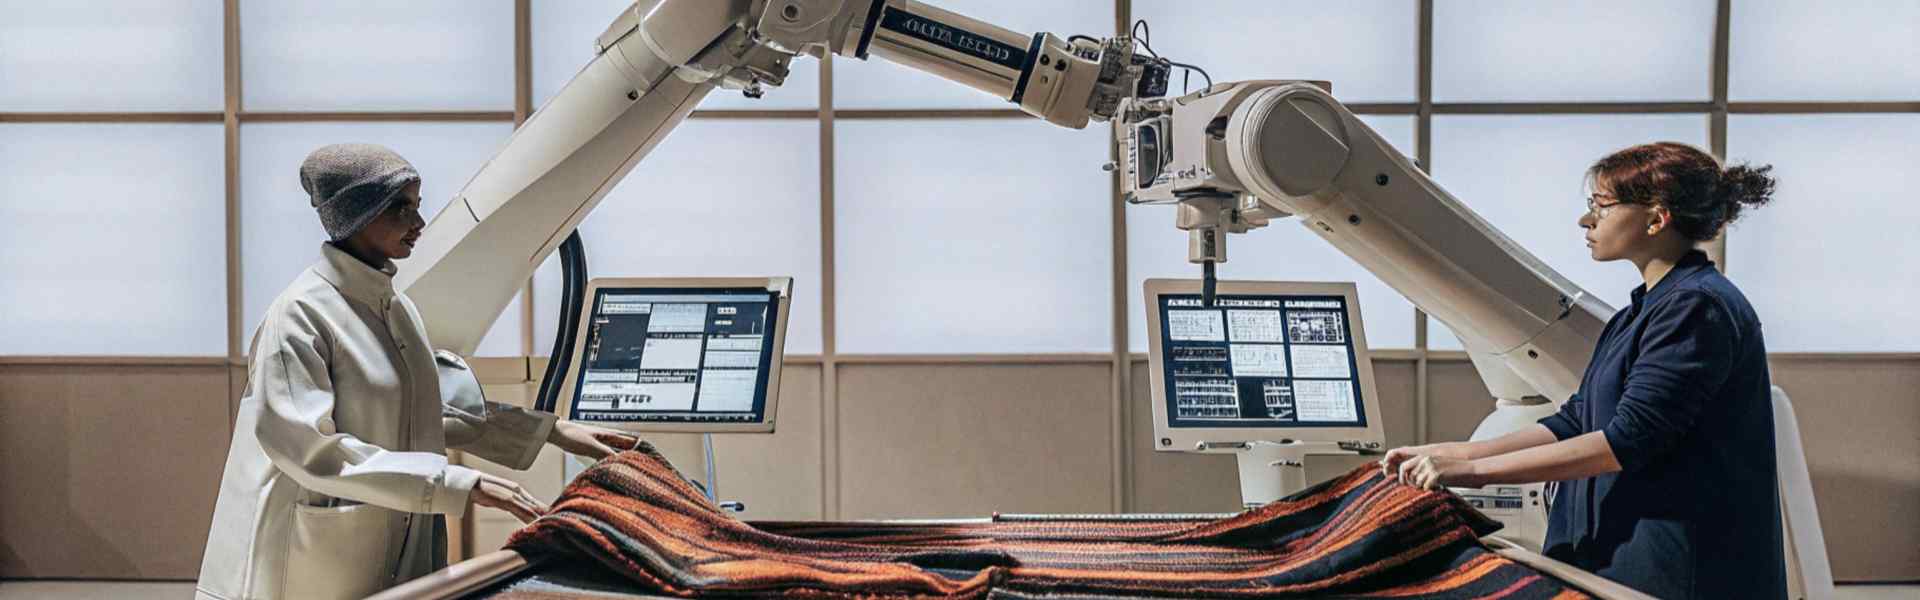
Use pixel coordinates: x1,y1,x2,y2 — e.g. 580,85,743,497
299,143,421,241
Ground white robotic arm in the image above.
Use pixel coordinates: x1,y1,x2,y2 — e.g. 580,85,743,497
395,0,1165,352
1116,81,1616,548
1117,81,1614,412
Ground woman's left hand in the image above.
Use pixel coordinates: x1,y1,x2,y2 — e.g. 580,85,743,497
548,421,635,461
1397,454,1482,490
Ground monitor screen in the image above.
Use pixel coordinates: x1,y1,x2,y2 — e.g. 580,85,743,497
1154,293,1368,429
566,286,782,426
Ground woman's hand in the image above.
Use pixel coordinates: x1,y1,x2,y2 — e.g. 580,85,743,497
1397,454,1482,490
547,420,636,461
1378,442,1472,480
471,472,548,524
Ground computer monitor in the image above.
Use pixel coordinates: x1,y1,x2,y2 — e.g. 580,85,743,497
556,277,792,433
1144,279,1386,452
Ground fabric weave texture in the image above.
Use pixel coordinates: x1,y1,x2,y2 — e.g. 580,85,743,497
503,444,1588,599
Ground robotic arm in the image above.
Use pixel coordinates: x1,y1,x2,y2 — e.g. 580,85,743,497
395,0,1166,352
1117,81,1613,416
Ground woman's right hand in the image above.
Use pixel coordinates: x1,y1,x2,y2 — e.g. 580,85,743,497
471,472,549,524
1379,442,1473,481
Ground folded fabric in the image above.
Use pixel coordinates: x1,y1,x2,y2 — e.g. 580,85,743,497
506,444,1588,599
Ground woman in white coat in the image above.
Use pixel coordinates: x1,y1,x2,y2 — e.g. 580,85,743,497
196,144,630,600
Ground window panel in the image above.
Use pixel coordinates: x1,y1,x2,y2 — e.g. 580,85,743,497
835,120,1111,353
833,0,1111,109
531,0,819,110
532,120,824,355
1726,115,1920,352
1132,0,1417,103
0,124,225,355
1427,114,1707,350
0,0,223,111
1126,116,1418,353
242,1,514,111
240,122,524,356
1730,0,1920,101
1434,0,1714,102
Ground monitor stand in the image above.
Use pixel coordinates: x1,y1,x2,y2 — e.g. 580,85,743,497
1201,440,1359,508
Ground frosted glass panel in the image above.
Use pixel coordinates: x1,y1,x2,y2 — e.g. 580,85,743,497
240,122,523,355
1126,116,1418,353
243,1,514,111
1427,115,1706,349
531,0,818,110
834,0,1111,109
1726,115,1920,351
531,120,824,355
1730,0,1920,101
836,121,1111,353
0,1,223,111
1132,0,1416,102
0,124,225,355
1434,0,1714,102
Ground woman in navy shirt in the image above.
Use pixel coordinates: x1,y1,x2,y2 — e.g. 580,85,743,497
1380,142,1785,599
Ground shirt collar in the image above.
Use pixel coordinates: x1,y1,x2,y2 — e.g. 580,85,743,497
1630,249,1714,309
314,242,398,308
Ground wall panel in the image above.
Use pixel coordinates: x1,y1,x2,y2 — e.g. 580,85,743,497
836,363,1115,518
0,365,229,579
1768,356,1920,581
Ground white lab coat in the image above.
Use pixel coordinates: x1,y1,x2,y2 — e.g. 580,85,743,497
196,243,556,600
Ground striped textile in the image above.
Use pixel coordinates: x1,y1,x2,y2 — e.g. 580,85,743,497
504,444,1588,599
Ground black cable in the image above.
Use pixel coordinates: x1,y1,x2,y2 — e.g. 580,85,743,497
1131,20,1157,58
534,231,587,413
1067,34,1098,44
1169,60,1212,91
1131,19,1212,93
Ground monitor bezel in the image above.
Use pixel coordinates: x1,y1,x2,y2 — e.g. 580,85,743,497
1144,278,1388,452
556,276,792,434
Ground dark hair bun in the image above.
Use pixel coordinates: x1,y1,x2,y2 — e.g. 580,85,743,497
1715,163,1777,227
1590,143,1780,241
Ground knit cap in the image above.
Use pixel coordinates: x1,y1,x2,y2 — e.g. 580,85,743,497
299,143,420,241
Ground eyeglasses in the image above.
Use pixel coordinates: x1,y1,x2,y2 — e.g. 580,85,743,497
1584,193,1629,219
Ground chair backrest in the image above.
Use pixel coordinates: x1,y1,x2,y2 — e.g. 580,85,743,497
1772,385,1835,600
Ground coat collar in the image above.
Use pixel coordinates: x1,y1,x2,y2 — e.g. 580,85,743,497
315,242,398,308
1630,249,1714,309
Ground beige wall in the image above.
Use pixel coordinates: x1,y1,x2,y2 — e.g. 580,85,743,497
4,355,1915,582
0,363,230,579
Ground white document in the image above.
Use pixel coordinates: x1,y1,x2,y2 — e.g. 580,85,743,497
640,337,703,369
1229,344,1288,377
706,336,762,351
634,381,697,411
1294,380,1358,422
647,303,708,332
1286,310,1347,344
702,350,760,368
1289,344,1352,378
1227,309,1287,343
1168,309,1226,342
578,381,695,411
698,369,757,411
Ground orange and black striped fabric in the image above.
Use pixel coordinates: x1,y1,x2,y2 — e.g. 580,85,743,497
505,444,1589,599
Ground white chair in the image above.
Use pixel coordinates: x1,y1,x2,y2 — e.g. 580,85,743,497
1773,386,1835,600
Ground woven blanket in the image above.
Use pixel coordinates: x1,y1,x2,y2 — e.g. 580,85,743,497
504,444,1588,599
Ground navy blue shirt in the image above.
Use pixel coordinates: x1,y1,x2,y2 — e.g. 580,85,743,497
1538,250,1785,599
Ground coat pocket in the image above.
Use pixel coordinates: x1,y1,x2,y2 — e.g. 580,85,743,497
285,502,391,600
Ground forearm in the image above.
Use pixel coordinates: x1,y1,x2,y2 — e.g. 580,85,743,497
1469,431,1622,486
1459,425,1560,460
